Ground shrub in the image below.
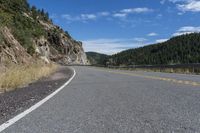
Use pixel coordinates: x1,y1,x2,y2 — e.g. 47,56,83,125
27,45,35,55
0,10,13,26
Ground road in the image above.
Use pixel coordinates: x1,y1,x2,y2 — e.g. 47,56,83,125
2,66,200,133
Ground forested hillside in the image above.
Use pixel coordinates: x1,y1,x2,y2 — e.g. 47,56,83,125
108,33,200,66
86,52,108,65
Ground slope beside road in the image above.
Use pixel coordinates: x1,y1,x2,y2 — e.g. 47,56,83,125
1,66,200,133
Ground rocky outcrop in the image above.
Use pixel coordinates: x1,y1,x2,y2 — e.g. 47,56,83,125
0,27,32,67
34,36,50,63
0,21,89,67
37,20,89,64
0,0,89,68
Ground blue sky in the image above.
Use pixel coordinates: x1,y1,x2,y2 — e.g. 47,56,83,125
28,0,200,54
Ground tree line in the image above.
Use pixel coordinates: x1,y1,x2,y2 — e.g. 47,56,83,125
95,33,200,66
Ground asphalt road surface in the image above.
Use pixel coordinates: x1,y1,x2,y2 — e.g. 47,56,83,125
2,66,200,133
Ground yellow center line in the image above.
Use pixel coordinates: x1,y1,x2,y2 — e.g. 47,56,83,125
91,67,200,87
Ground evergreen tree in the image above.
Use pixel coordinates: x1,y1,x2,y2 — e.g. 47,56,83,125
107,33,200,66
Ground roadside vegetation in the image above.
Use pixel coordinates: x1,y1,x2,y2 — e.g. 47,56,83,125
0,0,50,55
0,61,58,93
0,0,60,93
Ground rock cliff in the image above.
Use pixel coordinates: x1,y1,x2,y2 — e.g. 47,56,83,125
36,20,88,65
0,0,89,67
0,27,32,68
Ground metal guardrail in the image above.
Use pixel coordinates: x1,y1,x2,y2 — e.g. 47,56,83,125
65,63,200,68
104,64,200,74
106,63,200,69
64,63,200,74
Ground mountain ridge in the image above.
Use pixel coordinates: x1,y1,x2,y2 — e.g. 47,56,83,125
86,52,108,65
88,33,200,66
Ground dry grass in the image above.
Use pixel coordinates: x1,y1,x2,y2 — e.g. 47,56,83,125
0,62,58,93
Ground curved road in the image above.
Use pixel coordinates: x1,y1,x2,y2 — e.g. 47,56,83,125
2,66,200,133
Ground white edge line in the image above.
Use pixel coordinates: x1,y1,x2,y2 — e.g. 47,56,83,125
0,67,76,132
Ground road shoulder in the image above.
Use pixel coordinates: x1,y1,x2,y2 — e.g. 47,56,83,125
0,66,73,125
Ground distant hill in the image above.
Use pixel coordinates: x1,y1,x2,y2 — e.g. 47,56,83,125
108,33,200,66
89,33,200,66
86,52,108,65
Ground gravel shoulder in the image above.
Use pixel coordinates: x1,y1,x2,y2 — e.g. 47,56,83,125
0,66,73,125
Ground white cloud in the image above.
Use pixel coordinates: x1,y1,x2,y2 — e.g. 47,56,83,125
177,0,200,12
61,13,97,22
81,14,97,20
173,26,200,36
147,32,158,36
61,7,153,23
121,7,153,14
164,0,200,12
162,0,190,4
61,14,80,21
117,7,153,18
133,37,147,42
177,12,184,15
156,39,168,43
113,13,127,18
98,12,110,16
112,7,153,21
169,0,188,3
82,38,148,55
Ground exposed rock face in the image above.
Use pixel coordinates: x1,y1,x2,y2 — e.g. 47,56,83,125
38,20,89,64
35,36,50,63
0,21,89,66
0,27,32,67
0,0,89,69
